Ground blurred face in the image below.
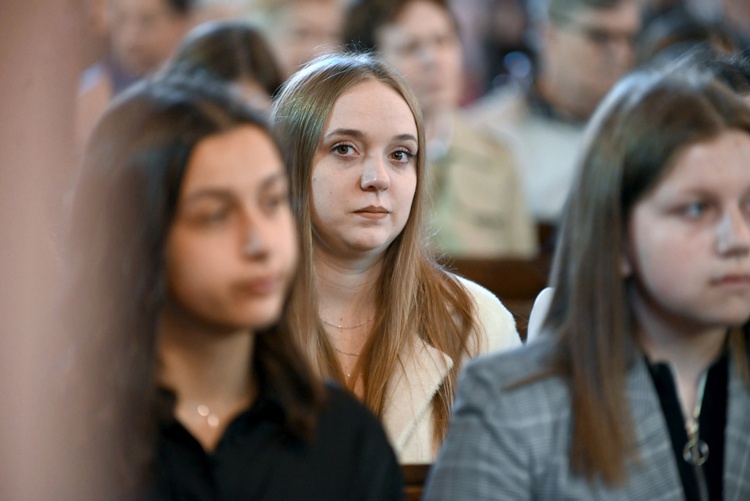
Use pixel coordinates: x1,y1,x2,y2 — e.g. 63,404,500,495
271,0,343,77
625,130,750,338
310,79,418,260
377,0,463,114
544,1,640,118
108,0,191,75
165,126,298,332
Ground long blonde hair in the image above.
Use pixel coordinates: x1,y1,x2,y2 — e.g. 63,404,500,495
271,53,479,447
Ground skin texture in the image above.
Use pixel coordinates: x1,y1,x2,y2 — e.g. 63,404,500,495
626,129,750,342
165,125,298,333
376,0,463,115
310,79,418,262
542,1,641,119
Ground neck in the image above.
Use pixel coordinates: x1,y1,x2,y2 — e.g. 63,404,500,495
535,73,591,122
158,311,255,413
313,249,380,324
632,292,726,416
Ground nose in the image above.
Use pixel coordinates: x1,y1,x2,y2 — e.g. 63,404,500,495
360,156,390,192
242,215,269,258
716,206,750,257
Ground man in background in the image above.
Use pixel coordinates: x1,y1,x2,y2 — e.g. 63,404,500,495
469,0,641,227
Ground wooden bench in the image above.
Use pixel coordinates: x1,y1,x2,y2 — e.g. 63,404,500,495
441,253,552,341
402,464,431,501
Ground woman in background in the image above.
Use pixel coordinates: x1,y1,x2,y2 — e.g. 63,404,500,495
63,73,402,500
165,19,283,111
424,69,750,499
271,53,521,463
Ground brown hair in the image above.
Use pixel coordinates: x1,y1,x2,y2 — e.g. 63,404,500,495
538,68,750,484
167,19,284,98
271,52,480,449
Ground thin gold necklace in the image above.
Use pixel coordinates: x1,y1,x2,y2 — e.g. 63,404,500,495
321,317,373,330
334,347,361,357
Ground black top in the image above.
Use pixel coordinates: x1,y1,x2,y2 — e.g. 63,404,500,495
647,352,729,501
146,383,403,501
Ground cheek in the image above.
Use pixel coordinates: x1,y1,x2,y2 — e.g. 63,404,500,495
165,236,221,307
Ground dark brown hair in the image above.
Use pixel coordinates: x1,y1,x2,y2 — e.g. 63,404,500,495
63,73,323,497
168,20,283,98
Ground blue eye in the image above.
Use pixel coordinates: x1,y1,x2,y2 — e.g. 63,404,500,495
683,201,708,218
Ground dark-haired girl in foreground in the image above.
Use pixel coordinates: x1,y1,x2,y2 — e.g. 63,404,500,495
424,69,750,499
65,74,402,500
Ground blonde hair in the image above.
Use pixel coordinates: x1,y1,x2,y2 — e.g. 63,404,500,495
271,53,479,447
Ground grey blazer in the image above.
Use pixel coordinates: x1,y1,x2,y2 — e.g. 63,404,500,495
423,338,750,500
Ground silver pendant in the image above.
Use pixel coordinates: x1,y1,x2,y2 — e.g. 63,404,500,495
683,436,709,466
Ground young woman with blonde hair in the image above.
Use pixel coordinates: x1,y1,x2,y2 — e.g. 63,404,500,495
271,53,521,463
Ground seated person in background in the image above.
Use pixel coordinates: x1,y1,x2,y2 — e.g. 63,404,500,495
76,0,196,151
271,53,522,463
63,73,403,499
245,0,345,79
165,19,283,111
345,0,537,258
468,0,641,227
423,68,750,499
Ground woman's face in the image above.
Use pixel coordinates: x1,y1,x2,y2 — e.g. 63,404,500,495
309,79,418,260
165,125,298,332
376,0,463,114
625,129,750,336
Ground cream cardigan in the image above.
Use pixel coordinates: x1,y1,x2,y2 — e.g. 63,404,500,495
381,275,521,463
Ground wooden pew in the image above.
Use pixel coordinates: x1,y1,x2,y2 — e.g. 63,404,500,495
402,464,431,501
441,253,552,341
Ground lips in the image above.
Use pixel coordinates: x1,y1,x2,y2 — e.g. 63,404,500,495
354,206,390,220
232,275,283,296
710,273,750,289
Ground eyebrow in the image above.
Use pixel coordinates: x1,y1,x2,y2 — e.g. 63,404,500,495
182,172,287,205
324,128,418,144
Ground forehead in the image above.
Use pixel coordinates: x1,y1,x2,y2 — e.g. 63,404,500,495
183,125,283,191
324,79,417,134
108,0,172,14
567,1,641,30
382,0,455,38
652,129,750,196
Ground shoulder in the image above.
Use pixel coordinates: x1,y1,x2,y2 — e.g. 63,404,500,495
466,83,530,128
455,338,572,434
451,274,521,353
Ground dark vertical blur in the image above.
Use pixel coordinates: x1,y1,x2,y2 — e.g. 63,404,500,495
0,0,86,498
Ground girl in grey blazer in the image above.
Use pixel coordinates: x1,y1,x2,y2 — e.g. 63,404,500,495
424,68,750,500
